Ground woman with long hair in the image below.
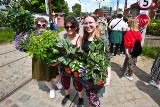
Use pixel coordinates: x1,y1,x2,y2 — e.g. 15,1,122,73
82,14,111,107
122,19,142,80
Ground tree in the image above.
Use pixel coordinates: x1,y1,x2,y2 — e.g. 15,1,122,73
100,6,110,10
72,3,81,17
20,0,69,17
4,1,34,34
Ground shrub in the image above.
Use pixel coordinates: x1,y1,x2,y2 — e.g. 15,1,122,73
147,18,160,36
0,28,14,43
142,45,160,59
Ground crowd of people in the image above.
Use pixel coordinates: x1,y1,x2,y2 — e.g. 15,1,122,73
28,12,159,107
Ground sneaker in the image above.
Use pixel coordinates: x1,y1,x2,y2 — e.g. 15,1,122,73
124,74,133,81
55,82,63,89
77,98,84,107
62,95,70,105
150,80,160,89
49,89,55,98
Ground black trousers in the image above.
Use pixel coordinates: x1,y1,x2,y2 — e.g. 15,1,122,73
110,43,120,56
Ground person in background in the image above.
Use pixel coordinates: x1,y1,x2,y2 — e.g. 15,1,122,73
119,17,129,56
108,12,126,56
150,50,160,89
32,17,62,99
59,16,84,107
103,18,109,38
82,14,111,107
122,19,142,81
50,18,57,32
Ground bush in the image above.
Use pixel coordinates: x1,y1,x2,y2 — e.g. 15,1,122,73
0,28,14,43
147,18,160,36
142,45,160,59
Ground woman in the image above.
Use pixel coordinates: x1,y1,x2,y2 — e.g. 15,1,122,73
108,12,125,56
122,19,142,81
82,14,111,107
32,17,62,99
150,50,160,89
60,16,84,107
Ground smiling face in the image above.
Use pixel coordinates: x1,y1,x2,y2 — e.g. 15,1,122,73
65,22,77,35
83,16,98,34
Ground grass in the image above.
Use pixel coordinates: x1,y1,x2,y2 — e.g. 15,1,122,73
142,45,160,59
0,28,14,44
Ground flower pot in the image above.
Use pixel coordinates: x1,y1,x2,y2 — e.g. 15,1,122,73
73,71,79,78
97,80,104,85
65,67,71,74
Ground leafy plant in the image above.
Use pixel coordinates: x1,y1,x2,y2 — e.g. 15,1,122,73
81,37,110,84
147,18,160,36
4,0,34,34
14,31,31,52
27,30,60,64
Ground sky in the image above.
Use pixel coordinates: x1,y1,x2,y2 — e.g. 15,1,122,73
64,0,138,12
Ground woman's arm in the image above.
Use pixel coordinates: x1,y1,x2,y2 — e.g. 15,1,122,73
104,66,111,86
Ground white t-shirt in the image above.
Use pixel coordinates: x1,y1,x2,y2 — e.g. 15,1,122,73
109,18,126,31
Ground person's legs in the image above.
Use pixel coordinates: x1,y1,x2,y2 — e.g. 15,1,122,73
109,43,114,54
52,75,62,89
114,43,120,56
73,79,84,107
45,81,55,98
61,74,71,105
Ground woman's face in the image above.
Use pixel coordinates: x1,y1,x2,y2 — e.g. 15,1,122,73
65,22,77,35
37,20,47,30
83,16,98,34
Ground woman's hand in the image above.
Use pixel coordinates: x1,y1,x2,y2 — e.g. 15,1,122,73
104,79,110,86
51,61,61,66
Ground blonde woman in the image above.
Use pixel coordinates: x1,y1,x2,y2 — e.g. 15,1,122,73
82,14,111,107
122,19,142,80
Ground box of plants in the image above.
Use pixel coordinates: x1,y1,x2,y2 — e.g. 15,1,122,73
27,30,61,65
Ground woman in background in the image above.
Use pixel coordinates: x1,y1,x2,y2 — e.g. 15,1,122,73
122,19,142,81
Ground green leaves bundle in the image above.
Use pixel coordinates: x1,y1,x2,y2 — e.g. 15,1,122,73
27,30,60,64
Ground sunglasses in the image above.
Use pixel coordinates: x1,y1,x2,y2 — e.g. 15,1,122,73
37,24,46,28
65,26,76,29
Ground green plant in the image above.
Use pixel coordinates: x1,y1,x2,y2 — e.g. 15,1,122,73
82,37,110,84
27,30,60,64
0,28,14,43
4,1,34,34
142,45,160,59
147,18,160,36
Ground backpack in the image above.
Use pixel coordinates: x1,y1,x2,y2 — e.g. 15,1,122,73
130,32,142,57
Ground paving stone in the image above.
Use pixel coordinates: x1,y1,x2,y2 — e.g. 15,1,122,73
10,104,19,107
17,94,31,103
135,98,153,107
24,97,40,107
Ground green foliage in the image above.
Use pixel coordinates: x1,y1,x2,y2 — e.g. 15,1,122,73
0,28,14,43
142,45,160,59
3,0,34,34
82,37,110,84
72,3,81,17
20,0,69,17
27,30,60,64
100,6,110,10
147,18,160,36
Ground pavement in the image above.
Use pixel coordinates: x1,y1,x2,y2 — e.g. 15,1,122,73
0,29,160,107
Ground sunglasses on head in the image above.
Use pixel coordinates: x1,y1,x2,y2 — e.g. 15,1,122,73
37,24,46,28
65,25,76,29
